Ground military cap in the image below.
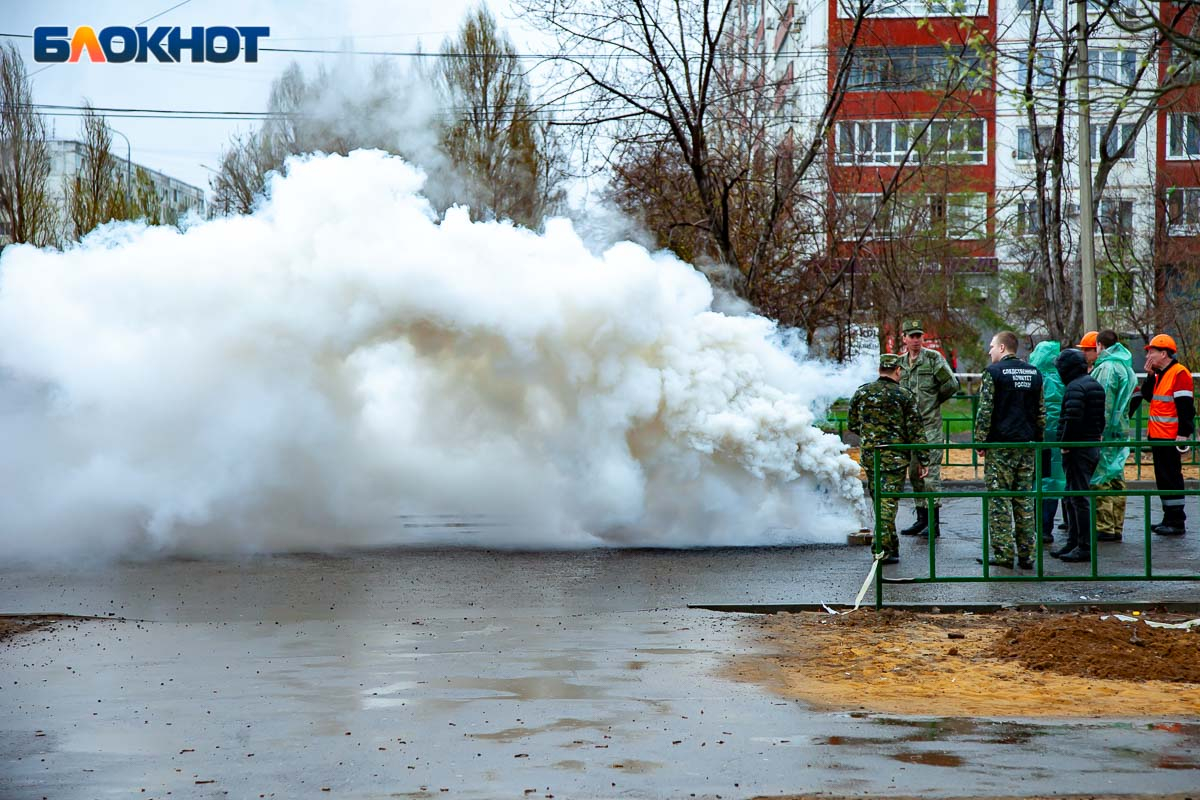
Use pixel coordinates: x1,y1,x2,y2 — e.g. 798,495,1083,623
902,319,924,335
879,353,903,370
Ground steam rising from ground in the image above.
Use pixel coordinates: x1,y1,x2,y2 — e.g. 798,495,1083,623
0,151,871,562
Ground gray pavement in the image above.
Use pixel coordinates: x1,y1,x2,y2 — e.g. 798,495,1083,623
1,507,1199,799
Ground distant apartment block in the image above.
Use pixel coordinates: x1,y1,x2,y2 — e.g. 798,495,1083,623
728,0,1200,334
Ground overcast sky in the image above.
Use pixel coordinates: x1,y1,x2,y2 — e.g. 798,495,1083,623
6,0,533,190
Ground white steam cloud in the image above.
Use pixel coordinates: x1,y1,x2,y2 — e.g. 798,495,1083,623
0,151,871,562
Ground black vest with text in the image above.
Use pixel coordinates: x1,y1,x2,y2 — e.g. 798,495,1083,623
984,356,1043,443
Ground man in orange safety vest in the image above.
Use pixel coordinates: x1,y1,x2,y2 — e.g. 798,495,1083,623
1131,334,1194,536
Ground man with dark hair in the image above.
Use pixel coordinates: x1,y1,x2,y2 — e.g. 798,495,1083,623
849,353,929,565
1131,334,1194,536
1052,348,1107,562
1088,330,1136,541
974,332,1044,569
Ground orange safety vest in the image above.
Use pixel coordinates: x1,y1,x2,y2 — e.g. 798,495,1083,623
1148,361,1194,439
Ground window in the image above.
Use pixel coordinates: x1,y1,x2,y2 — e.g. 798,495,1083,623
923,119,986,163
931,193,988,238
840,0,984,18
835,118,985,164
1096,198,1134,235
1016,126,1054,160
844,193,895,239
1166,187,1200,235
1016,198,1042,236
1089,122,1136,160
844,47,985,92
1090,48,1137,88
1167,48,1200,84
1017,0,1055,11
1099,270,1134,310
1086,0,1137,17
1168,113,1200,159
836,120,917,164
1033,52,1057,89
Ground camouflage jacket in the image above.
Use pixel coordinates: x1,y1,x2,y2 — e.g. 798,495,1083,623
848,377,928,470
898,348,959,423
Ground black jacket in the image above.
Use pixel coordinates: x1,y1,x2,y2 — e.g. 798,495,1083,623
982,355,1043,442
1055,348,1105,443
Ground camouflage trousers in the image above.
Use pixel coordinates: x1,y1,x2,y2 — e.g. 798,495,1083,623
984,448,1036,560
1092,478,1127,536
866,462,907,556
907,418,943,510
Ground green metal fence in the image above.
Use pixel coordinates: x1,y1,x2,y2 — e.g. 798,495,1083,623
868,439,1200,609
823,374,1200,476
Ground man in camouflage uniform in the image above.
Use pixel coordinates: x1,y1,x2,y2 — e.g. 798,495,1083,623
849,353,929,564
897,320,960,538
974,331,1045,569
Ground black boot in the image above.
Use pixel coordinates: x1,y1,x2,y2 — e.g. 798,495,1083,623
1050,533,1076,558
900,507,928,537
1058,545,1091,562
1155,511,1187,537
918,506,940,538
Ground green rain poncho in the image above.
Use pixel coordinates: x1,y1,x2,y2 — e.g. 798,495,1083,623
1089,341,1136,485
1029,341,1065,493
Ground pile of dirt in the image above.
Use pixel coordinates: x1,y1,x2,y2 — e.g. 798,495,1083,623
728,609,1200,717
0,617,54,642
992,615,1200,683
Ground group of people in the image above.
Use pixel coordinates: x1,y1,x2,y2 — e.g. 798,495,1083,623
848,320,1194,568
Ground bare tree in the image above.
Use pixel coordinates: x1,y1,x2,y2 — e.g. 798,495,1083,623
65,103,121,239
0,42,56,248
438,5,564,226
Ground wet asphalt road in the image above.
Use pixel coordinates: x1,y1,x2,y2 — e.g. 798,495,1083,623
1,507,1199,799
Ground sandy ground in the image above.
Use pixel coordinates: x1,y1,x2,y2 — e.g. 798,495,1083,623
728,609,1200,718
0,616,61,643
754,796,1200,800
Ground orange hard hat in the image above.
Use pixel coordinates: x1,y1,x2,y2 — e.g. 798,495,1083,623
1146,333,1178,352
1078,331,1099,349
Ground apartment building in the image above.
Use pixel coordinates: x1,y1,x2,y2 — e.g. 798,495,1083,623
49,139,209,225
734,0,1200,339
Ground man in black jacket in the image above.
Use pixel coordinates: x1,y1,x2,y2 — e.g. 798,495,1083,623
1052,348,1107,562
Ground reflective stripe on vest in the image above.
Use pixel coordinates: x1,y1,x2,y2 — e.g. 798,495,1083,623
1148,362,1188,439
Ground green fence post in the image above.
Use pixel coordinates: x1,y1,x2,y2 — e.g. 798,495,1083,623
1034,441,1044,576
874,447,883,611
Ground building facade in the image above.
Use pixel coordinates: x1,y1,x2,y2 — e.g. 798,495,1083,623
732,0,1200,348
49,139,209,225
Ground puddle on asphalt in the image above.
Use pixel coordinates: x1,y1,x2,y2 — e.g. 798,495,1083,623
890,751,964,767
469,717,615,742
522,655,595,672
632,648,703,656
609,759,662,773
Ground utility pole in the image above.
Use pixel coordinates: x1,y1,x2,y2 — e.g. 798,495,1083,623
109,127,133,195
1077,0,1098,330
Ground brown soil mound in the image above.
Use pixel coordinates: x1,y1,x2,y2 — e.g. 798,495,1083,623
0,617,54,642
728,609,1200,717
993,615,1200,683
